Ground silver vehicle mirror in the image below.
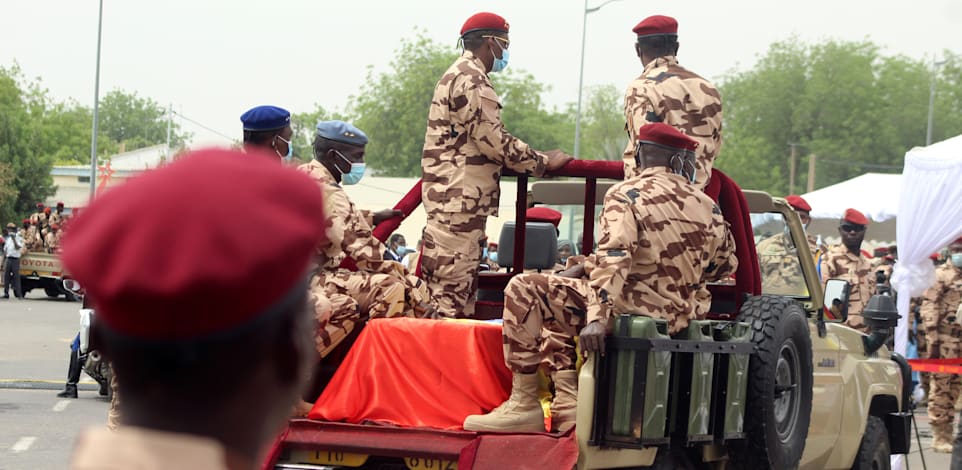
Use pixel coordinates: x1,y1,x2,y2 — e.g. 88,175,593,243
823,279,850,323
62,279,82,293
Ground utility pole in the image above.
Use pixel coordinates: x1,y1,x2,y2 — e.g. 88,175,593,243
807,154,817,193
88,0,104,201
788,143,797,194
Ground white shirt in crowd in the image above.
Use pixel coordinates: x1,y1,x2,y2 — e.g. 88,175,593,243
3,231,23,258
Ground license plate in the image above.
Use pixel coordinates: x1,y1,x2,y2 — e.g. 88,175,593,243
404,456,457,470
287,449,369,467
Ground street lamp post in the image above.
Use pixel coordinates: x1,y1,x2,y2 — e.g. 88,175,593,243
574,0,623,158
925,59,946,146
88,0,104,200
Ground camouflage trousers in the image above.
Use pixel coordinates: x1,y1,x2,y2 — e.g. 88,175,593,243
927,333,962,427
310,269,407,358
502,273,601,374
420,213,486,318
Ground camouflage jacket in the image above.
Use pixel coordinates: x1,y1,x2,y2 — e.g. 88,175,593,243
44,231,62,253
49,212,65,227
622,56,722,189
819,244,877,326
756,232,810,297
422,50,548,218
920,262,962,335
586,167,738,334
296,161,421,297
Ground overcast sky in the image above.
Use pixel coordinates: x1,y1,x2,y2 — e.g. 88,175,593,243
3,0,960,147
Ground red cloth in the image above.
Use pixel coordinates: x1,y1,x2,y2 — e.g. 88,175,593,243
458,430,578,470
704,169,762,306
341,179,423,271
309,317,512,429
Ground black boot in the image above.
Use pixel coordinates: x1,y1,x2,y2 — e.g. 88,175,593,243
56,350,81,399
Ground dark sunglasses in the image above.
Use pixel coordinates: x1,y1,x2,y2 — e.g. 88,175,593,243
840,224,866,233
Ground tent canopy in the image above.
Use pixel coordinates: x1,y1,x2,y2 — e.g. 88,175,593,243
801,173,901,243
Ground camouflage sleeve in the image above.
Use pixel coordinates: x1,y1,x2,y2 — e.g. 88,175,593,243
819,254,834,287
359,209,374,228
624,83,656,141
465,83,548,176
706,214,738,282
335,192,392,274
919,282,941,333
586,193,640,324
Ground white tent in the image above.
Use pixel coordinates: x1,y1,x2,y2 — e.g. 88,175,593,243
801,173,901,242
889,134,962,469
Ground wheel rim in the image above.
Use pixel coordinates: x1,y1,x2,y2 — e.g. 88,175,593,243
773,339,801,442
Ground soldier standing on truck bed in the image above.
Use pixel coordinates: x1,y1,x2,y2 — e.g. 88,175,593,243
420,11,572,318
622,15,722,190
920,237,962,453
64,148,323,470
298,120,430,360
463,123,737,433
819,209,876,332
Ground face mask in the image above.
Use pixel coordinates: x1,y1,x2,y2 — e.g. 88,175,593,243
952,253,962,268
397,244,407,253
489,252,498,264
482,247,489,259
334,150,366,185
490,40,509,73
275,135,293,162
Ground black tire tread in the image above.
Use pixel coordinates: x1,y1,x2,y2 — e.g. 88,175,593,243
851,416,890,470
730,295,814,470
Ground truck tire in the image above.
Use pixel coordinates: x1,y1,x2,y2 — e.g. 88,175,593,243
44,287,61,298
851,416,890,470
731,295,813,470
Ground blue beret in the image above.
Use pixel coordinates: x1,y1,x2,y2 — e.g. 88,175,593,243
240,105,291,131
316,120,369,146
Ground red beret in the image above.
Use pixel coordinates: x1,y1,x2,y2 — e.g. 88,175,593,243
22,219,29,224
784,195,811,212
637,123,698,152
461,12,509,36
527,207,562,228
36,202,44,208
842,208,869,225
57,201,65,207
62,148,325,341
632,15,678,37
930,253,941,261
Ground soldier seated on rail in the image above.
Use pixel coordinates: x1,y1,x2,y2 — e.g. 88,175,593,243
462,123,737,434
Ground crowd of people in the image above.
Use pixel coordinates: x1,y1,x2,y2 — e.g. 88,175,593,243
10,9,947,467
1,202,74,299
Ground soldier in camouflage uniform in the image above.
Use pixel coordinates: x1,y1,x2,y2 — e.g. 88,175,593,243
756,195,821,296
44,223,63,253
50,202,66,228
621,15,722,189
921,237,962,452
819,209,877,332
21,219,39,253
30,202,47,228
420,12,573,318
463,123,737,433
300,120,429,359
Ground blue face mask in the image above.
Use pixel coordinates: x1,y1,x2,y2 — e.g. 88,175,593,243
275,135,293,163
489,252,498,264
491,40,509,73
952,253,962,268
334,150,366,185
482,247,489,259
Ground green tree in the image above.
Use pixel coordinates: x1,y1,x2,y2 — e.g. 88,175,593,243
347,32,458,177
291,104,342,163
493,70,573,155
98,90,188,152
0,64,56,224
578,84,627,161
717,38,962,194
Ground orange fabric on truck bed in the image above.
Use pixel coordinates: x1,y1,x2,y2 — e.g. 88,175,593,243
309,317,513,430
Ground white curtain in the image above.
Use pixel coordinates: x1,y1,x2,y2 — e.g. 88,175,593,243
890,134,962,469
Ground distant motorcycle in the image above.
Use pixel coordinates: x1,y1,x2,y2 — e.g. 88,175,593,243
57,279,111,398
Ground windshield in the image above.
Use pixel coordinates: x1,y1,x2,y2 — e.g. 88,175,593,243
752,212,810,298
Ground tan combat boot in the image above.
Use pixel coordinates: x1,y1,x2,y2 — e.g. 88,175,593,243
463,373,545,432
931,422,954,453
550,370,579,433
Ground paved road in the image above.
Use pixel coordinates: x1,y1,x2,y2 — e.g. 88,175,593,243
0,291,955,469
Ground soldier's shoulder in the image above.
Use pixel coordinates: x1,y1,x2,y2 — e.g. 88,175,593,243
605,178,645,205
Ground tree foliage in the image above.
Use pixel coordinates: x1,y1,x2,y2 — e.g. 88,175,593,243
98,90,188,151
291,104,342,163
716,38,962,195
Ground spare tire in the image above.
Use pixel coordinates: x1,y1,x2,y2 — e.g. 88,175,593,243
731,295,813,470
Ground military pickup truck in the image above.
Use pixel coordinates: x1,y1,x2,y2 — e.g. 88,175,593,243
267,161,910,470
18,251,75,299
